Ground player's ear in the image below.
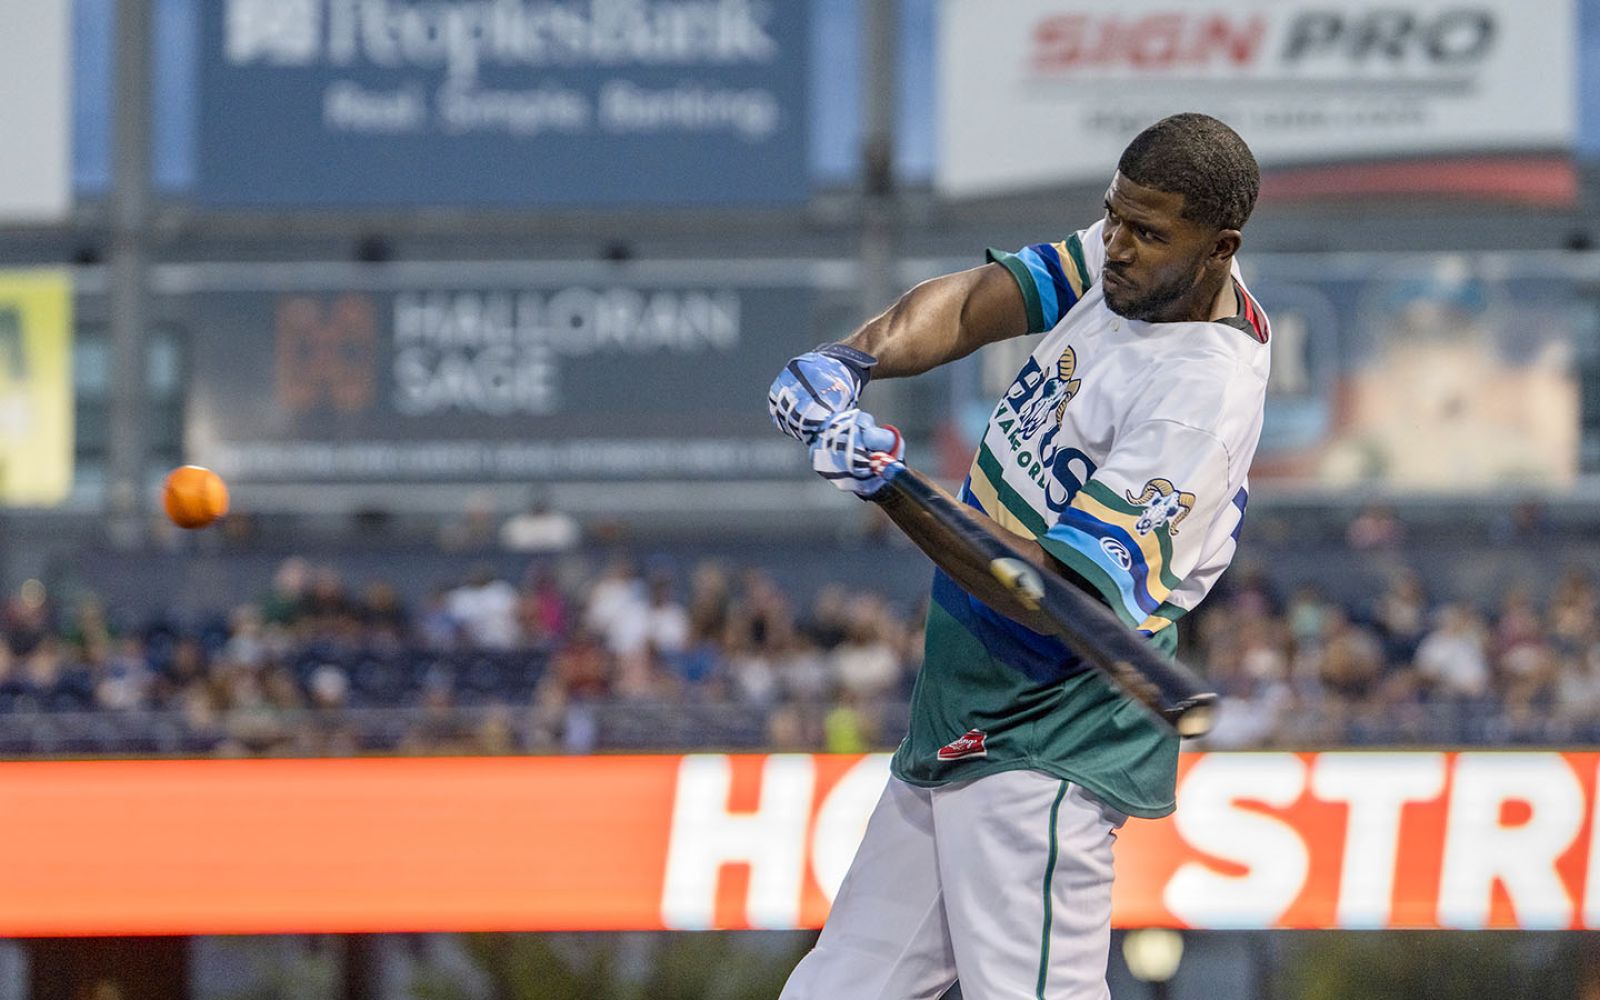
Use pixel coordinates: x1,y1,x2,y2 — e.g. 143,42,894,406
1209,229,1242,267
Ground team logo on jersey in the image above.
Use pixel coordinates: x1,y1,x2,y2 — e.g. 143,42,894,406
1014,347,1082,437
1127,478,1196,536
937,729,989,761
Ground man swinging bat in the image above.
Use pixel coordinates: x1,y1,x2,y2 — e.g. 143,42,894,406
767,113,1270,999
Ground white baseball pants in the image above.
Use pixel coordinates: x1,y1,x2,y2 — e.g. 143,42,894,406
779,770,1126,1000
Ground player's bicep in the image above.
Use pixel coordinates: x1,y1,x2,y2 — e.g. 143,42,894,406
957,262,1032,351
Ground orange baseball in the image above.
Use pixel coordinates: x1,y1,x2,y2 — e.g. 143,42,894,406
162,465,229,529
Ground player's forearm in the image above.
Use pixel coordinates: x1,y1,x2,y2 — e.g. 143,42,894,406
841,265,1026,379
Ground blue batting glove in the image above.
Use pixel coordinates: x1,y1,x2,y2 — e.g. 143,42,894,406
811,408,905,498
768,343,878,443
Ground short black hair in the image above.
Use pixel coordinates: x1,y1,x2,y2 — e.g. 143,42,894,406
1117,113,1259,231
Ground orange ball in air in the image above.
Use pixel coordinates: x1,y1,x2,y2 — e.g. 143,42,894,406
162,465,229,529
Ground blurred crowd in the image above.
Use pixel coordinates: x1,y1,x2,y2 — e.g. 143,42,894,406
1199,567,1600,747
0,555,922,756
2,550,1599,756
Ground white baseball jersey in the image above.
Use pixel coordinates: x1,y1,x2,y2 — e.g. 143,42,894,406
892,219,1271,818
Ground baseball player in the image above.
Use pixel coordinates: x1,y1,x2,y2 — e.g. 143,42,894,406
768,114,1269,999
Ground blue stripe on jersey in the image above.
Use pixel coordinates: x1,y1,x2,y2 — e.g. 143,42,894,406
1042,522,1159,622
1030,244,1078,326
1230,486,1249,544
930,570,1088,686
1047,510,1161,615
1018,247,1061,329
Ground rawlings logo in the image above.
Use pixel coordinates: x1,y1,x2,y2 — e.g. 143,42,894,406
938,729,989,761
1127,478,1196,536
1100,537,1133,571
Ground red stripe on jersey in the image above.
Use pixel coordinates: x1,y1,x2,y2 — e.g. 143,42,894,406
1234,280,1269,343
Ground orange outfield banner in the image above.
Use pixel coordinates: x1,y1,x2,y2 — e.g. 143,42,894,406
0,751,1596,936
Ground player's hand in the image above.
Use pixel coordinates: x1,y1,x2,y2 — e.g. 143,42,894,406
767,343,878,443
811,408,904,498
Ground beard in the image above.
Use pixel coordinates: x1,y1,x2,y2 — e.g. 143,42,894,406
1103,262,1205,322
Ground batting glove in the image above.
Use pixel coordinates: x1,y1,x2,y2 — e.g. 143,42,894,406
811,408,904,499
768,343,878,443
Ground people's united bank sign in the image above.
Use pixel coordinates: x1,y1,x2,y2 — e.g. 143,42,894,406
198,0,810,206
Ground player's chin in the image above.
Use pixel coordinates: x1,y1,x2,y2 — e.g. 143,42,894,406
1104,287,1139,318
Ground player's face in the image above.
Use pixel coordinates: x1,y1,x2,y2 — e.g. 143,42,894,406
1099,173,1227,323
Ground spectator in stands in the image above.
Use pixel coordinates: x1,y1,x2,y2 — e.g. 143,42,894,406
1554,640,1600,732
1285,586,1330,652
416,586,460,650
1549,569,1595,652
1222,565,1283,621
1488,498,1549,545
1372,571,1429,663
438,489,500,553
732,569,791,653
474,704,518,755
1316,609,1384,702
158,636,209,706
686,561,732,643
447,564,520,650
63,596,110,657
584,556,648,653
604,571,689,659
774,627,831,705
1414,605,1491,701
94,637,150,711
517,565,570,648
308,663,350,711
1,581,51,657
670,616,724,690
831,598,903,701
400,673,467,754
222,604,269,668
767,702,810,752
643,574,690,656
801,585,852,651
823,691,875,754
548,628,609,700
498,496,581,553
613,643,679,703
359,582,411,645
299,566,355,636
17,637,67,710
1346,503,1405,550
259,557,310,627
724,615,780,707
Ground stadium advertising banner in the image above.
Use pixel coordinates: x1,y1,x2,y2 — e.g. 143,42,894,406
1245,258,1580,490
0,1,70,221
0,752,1596,936
187,277,814,484
937,0,1575,198
0,271,73,507
197,0,810,206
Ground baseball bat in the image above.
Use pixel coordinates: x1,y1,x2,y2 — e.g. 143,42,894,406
870,460,1218,737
